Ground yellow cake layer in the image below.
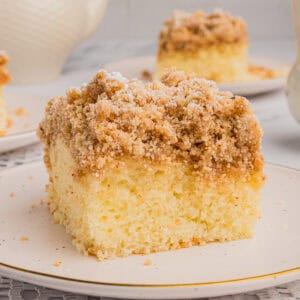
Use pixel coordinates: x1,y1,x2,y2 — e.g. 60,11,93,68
48,138,263,261
155,43,248,83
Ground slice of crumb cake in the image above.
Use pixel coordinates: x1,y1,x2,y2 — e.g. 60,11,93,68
38,69,265,261
155,10,248,82
0,53,10,134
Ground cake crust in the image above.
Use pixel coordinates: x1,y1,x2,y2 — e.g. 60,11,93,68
38,69,263,181
158,10,247,54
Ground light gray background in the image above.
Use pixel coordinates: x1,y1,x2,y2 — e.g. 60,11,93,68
89,0,294,42
66,0,296,73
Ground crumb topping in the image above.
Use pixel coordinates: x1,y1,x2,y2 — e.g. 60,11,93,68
144,259,152,266
38,69,263,179
6,117,13,128
0,52,10,86
141,69,152,81
248,64,289,80
159,10,247,53
14,107,28,117
54,260,62,267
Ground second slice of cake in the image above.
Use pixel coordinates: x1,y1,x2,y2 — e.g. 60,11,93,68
38,69,265,261
155,10,248,82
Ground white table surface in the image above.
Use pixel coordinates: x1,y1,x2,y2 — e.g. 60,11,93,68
0,40,299,300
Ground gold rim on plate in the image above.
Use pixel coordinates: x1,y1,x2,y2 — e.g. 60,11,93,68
0,262,299,287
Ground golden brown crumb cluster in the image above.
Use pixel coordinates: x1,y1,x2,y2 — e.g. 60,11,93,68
0,52,10,85
248,65,288,80
38,69,263,178
159,10,247,53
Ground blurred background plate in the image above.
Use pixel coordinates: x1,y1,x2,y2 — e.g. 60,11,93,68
0,70,95,154
104,56,288,97
0,92,45,153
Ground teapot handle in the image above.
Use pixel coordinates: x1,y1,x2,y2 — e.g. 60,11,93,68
84,0,107,38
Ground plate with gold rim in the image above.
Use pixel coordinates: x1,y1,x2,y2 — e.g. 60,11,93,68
0,161,299,298
104,56,289,97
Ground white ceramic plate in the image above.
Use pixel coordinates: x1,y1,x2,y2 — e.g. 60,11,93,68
0,162,299,299
104,56,288,97
0,91,47,153
0,70,95,154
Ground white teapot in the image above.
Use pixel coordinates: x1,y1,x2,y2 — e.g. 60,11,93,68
0,0,107,84
287,0,300,123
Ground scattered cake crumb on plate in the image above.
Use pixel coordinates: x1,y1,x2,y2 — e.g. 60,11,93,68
0,52,10,134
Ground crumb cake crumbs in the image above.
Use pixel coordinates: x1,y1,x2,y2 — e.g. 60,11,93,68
248,65,289,80
38,69,263,179
6,117,13,128
159,10,247,54
14,107,28,117
141,69,152,81
54,260,62,267
0,53,10,85
0,52,10,135
144,259,152,266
